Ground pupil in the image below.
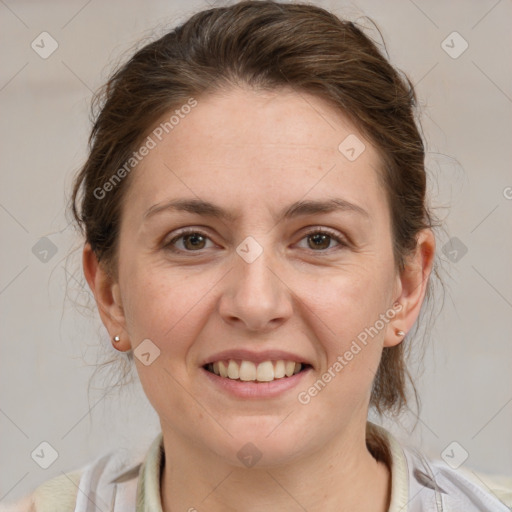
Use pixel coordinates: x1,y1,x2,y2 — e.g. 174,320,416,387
310,233,329,250
185,234,204,250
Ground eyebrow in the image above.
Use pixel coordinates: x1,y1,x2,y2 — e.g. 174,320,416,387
143,197,369,223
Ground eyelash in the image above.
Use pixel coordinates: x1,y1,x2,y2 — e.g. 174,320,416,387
163,227,348,255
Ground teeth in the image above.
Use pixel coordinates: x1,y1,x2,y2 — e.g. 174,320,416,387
256,361,274,382
239,360,256,381
207,359,303,382
274,360,286,379
218,360,228,378
285,361,296,377
227,360,239,379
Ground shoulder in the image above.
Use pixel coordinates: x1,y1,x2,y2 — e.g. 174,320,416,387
368,422,512,512
0,436,159,512
0,444,143,512
0,470,82,512
428,459,512,510
399,439,511,510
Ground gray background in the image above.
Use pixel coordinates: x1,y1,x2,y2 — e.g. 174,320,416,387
1,0,511,503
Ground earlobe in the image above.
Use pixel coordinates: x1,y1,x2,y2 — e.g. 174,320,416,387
82,244,130,350
383,301,408,348
384,229,436,348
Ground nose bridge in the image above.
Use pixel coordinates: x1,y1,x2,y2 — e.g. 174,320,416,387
219,233,293,330
235,234,280,303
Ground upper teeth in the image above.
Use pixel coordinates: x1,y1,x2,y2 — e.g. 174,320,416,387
208,360,302,382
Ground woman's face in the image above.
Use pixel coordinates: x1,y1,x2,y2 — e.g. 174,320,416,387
97,87,424,466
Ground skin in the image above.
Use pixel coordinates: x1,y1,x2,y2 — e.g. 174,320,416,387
84,86,435,511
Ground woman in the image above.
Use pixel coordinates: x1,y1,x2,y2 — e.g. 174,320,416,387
3,1,510,511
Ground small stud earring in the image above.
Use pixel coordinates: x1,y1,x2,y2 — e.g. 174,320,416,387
396,330,405,337
113,335,121,343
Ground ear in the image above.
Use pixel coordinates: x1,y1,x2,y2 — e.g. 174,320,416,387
82,243,131,351
384,228,436,348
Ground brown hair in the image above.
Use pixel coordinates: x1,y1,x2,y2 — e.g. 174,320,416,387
70,0,438,415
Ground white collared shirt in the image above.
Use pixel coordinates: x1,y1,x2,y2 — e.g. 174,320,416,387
3,423,510,511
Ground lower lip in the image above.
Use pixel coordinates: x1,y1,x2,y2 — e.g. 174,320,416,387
201,366,312,399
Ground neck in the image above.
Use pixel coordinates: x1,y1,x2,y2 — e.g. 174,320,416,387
160,422,391,512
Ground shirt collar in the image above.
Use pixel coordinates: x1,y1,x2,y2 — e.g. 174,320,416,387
136,431,165,512
369,423,410,511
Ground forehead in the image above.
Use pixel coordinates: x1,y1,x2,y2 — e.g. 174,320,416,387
123,86,386,223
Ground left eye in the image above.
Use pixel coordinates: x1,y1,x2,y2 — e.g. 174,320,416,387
164,229,346,253
166,231,213,252
297,229,346,251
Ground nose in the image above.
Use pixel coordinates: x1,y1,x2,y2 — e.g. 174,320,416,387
218,242,294,333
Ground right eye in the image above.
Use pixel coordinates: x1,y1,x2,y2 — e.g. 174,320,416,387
164,229,214,253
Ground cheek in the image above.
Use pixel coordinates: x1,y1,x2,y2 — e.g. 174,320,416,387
306,261,394,336
119,261,216,350
299,262,395,393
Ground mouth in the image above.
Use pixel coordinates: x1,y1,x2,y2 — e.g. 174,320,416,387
203,359,312,383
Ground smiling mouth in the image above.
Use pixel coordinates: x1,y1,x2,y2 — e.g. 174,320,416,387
204,359,311,383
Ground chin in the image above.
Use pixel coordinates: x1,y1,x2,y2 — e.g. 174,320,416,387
207,421,310,469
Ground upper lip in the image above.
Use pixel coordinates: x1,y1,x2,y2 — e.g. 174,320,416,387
200,349,312,367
